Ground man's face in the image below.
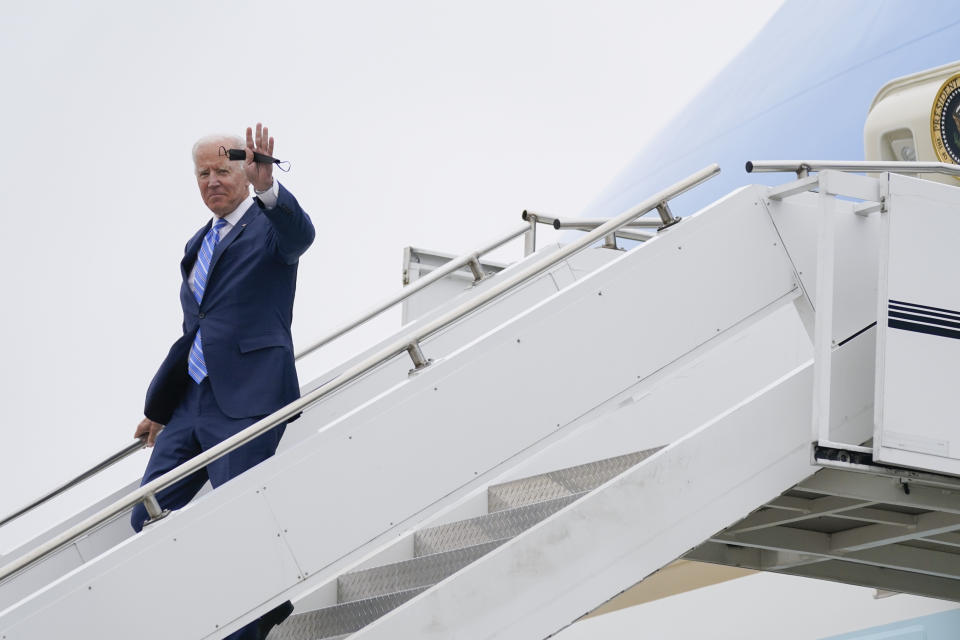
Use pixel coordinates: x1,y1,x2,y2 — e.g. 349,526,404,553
194,142,249,216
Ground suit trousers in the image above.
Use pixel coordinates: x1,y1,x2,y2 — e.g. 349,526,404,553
131,378,285,532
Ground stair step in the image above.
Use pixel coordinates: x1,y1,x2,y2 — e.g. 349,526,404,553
268,588,427,640
415,493,584,556
487,447,663,512
338,539,507,603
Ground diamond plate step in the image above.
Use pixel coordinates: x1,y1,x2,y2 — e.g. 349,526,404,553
338,539,507,603
268,588,427,640
415,492,583,556
487,447,663,512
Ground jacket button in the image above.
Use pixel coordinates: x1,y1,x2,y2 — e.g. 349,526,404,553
199,312,206,319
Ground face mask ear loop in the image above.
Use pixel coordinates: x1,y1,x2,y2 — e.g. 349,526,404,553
277,160,291,172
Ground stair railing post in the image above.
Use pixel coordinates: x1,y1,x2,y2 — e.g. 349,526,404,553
140,493,170,528
406,341,432,374
467,256,485,283
524,213,537,256
656,201,679,228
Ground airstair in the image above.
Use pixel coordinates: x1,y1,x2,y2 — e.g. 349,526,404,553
3,163,960,639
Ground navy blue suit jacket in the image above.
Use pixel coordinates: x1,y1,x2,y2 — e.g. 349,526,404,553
144,184,315,425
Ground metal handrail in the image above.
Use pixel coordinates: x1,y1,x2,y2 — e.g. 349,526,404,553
0,225,533,531
0,163,719,582
0,440,145,529
522,214,662,248
523,212,663,229
294,223,530,360
746,160,960,178
593,228,655,244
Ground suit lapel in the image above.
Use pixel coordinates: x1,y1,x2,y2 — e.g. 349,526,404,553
180,221,210,282
206,203,257,279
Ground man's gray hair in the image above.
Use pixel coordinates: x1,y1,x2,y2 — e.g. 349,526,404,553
192,134,245,165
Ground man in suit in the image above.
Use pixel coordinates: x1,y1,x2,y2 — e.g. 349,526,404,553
131,123,314,639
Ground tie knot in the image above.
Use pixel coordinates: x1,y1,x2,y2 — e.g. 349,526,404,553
214,218,228,231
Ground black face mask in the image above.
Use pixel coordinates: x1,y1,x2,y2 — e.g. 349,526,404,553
219,146,290,172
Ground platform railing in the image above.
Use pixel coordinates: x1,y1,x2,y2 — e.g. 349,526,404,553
0,164,720,582
522,212,662,248
294,223,532,360
746,159,960,178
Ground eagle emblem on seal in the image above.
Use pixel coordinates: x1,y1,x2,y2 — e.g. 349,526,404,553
931,73,960,164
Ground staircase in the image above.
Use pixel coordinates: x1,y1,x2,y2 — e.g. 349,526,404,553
268,450,660,639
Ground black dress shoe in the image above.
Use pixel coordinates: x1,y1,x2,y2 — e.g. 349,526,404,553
258,600,294,637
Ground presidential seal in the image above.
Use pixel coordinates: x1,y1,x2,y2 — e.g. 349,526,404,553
931,73,960,165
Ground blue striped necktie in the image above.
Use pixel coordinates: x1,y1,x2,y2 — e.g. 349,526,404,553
188,218,228,383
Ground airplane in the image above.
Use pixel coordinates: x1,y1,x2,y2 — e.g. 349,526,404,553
3,2,960,639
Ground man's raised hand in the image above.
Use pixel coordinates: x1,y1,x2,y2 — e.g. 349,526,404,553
245,122,275,193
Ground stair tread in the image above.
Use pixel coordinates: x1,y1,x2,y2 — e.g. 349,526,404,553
487,447,663,512
415,492,585,556
339,538,508,602
269,588,427,640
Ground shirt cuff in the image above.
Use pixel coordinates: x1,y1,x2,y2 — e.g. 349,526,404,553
255,180,280,209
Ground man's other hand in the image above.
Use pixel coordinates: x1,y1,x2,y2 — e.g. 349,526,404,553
134,417,164,447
